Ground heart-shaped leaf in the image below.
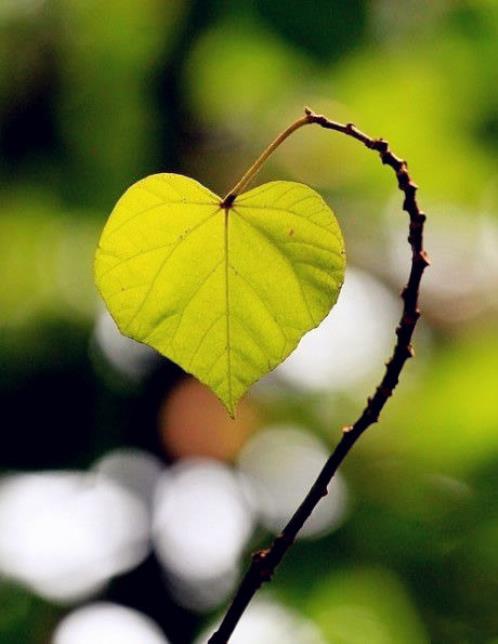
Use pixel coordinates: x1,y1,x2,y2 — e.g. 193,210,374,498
94,174,345,415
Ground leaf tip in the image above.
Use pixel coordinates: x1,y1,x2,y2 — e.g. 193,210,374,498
223,399,237,419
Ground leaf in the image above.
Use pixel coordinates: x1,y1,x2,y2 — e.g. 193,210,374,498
94,173,345,415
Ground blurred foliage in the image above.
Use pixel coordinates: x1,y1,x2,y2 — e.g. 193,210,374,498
1,1,498,643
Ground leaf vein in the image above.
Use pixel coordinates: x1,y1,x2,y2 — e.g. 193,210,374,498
124,209,220,333
107,200,219,239
188,313,226,370
233,209,316,326
168,257,224,349
235,203,340,239
97,241,177,280
229,263,287,345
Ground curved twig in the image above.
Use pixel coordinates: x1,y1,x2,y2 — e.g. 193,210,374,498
208,108,430,644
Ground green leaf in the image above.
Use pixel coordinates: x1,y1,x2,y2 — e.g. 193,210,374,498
94,174,345,415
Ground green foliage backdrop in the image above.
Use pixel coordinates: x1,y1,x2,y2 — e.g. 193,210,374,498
1,1,498,643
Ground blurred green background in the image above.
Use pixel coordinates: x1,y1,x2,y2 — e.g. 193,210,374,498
1,1,498,643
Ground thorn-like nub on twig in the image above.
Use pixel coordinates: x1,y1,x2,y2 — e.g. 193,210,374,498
377,385,393,398
252,550,273,583
415,250,431,266
402,311,420,326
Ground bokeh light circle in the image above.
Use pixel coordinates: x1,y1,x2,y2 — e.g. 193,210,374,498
153,459,254,583
196,597,325,644
53,602,169,644
0,471,149,602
